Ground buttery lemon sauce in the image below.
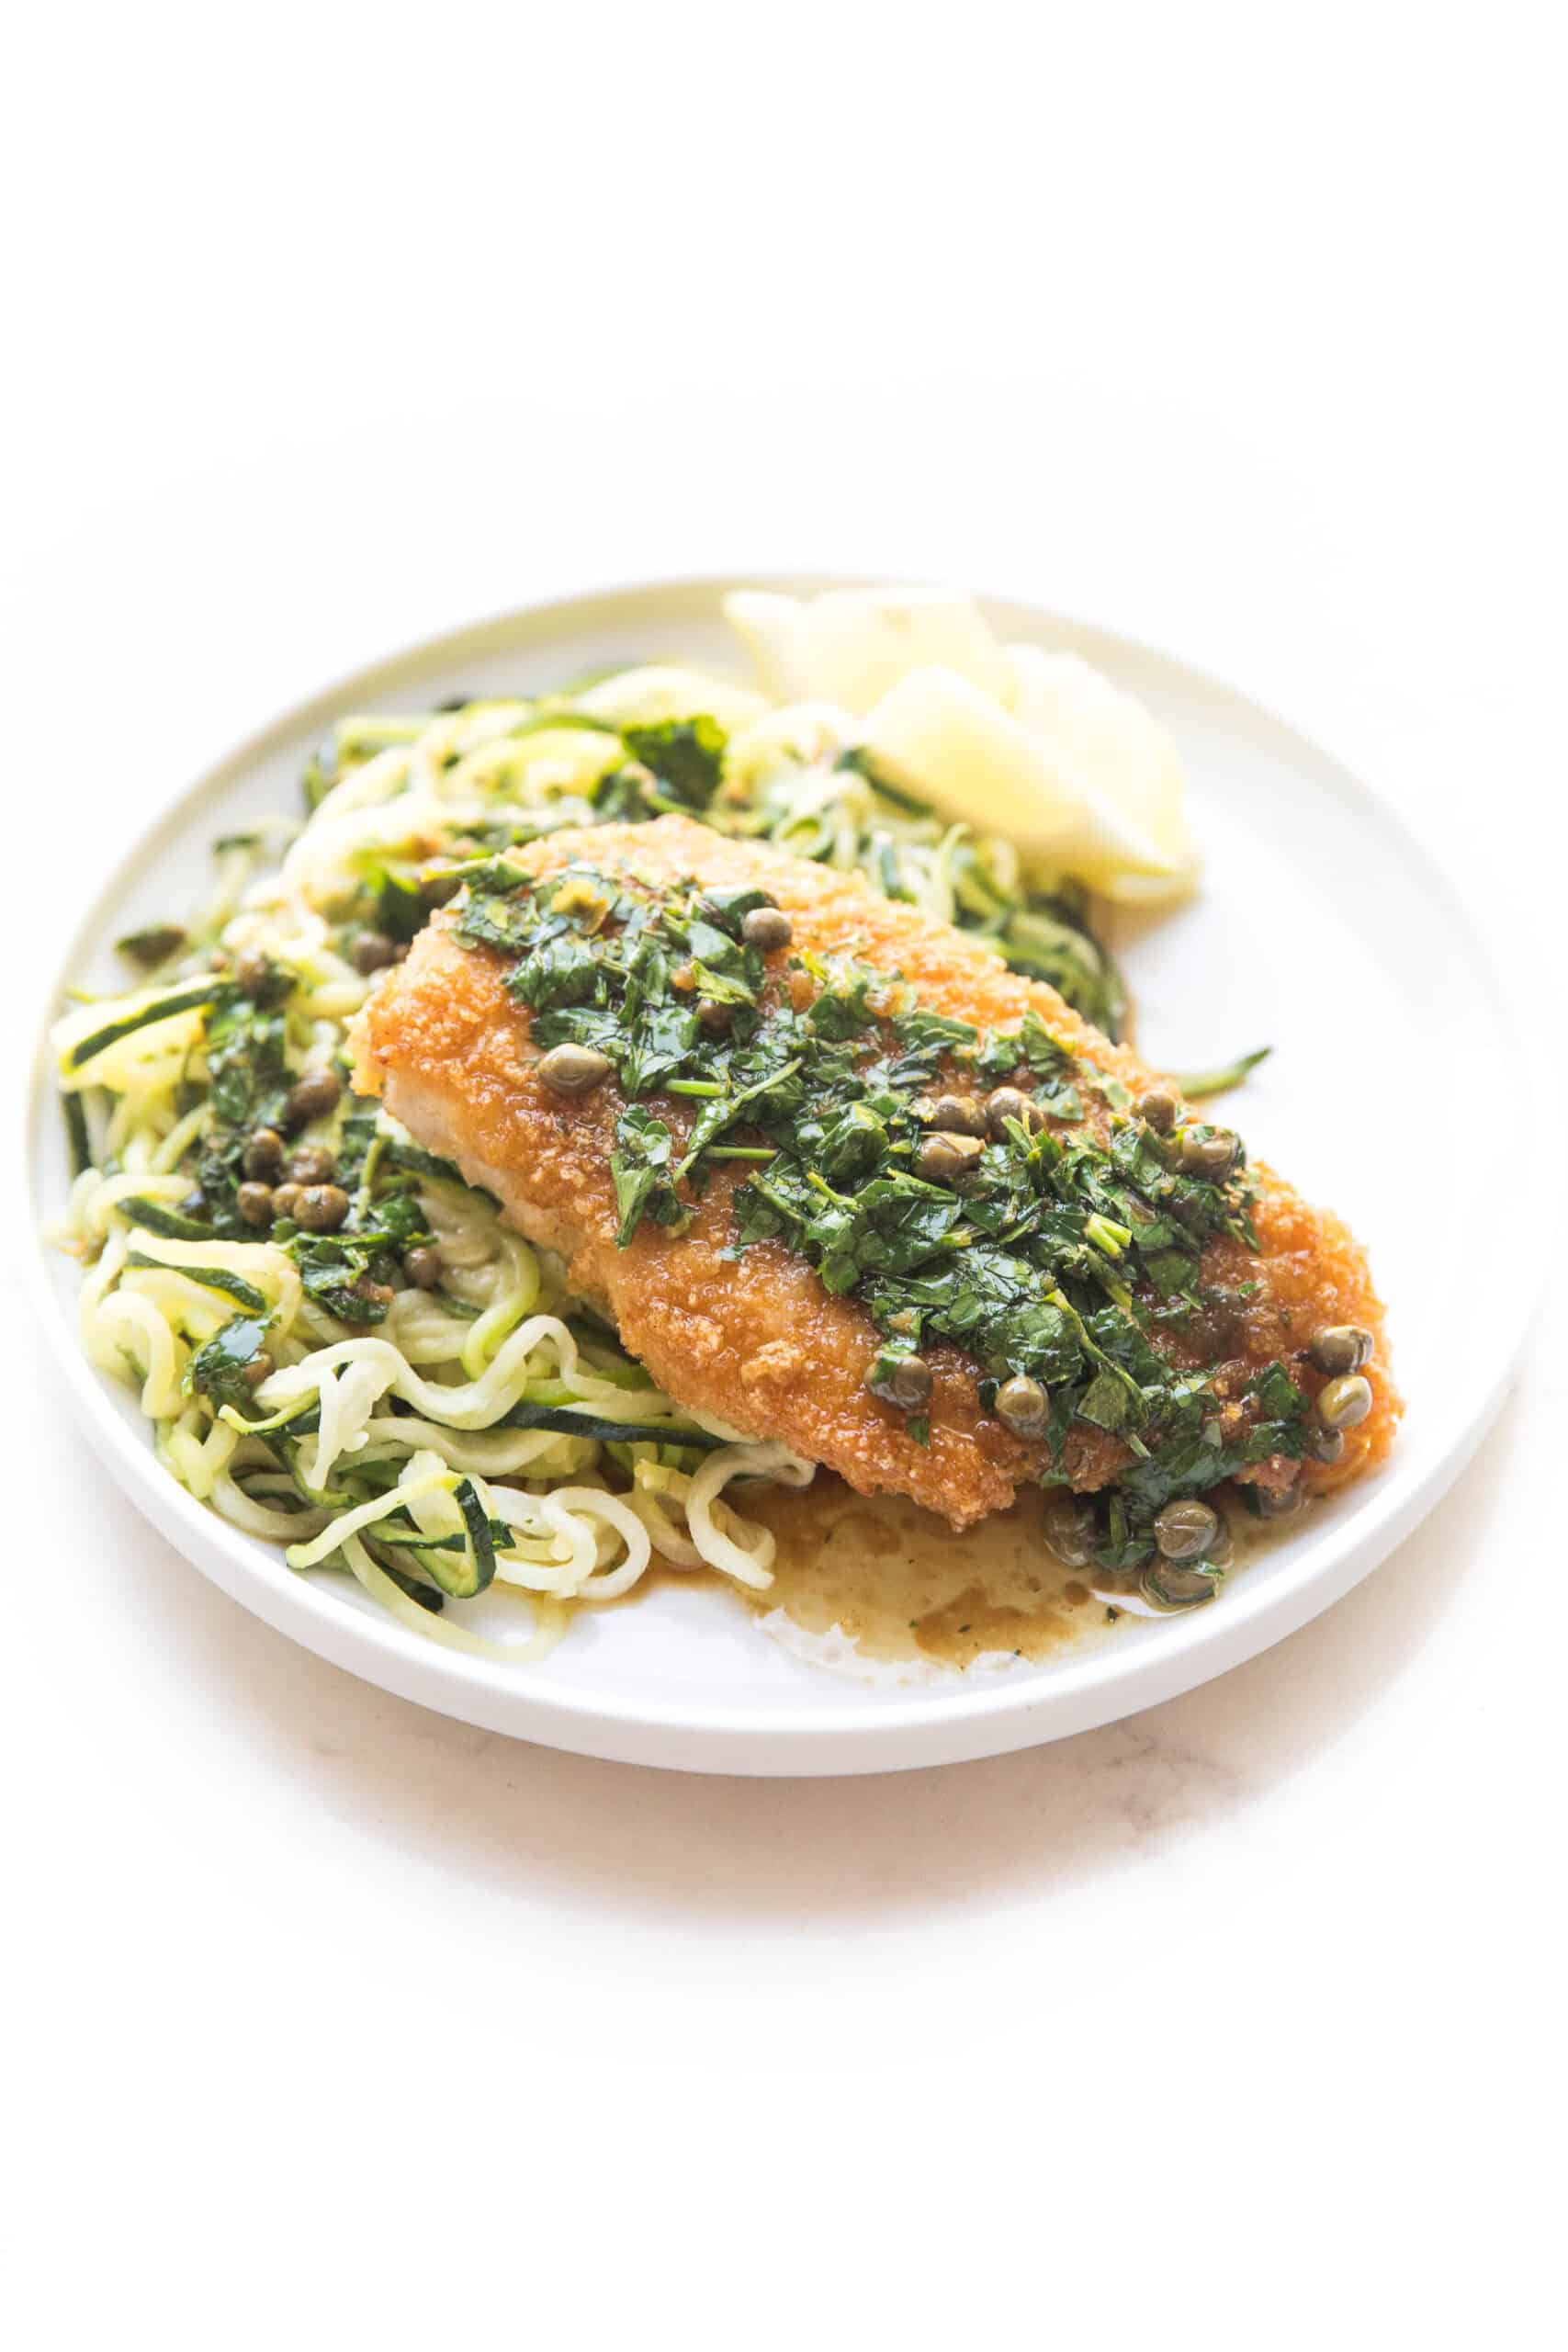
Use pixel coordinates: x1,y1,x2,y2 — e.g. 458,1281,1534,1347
739,1478,1111,1669
647,1476,1283,1675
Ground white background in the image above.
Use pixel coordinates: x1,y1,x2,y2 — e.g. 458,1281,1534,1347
4,6,1564,2346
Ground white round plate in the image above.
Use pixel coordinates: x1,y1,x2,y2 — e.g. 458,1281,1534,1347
23,577,1543,1774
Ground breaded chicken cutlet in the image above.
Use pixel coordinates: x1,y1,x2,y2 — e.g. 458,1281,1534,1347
350,815,1396,1545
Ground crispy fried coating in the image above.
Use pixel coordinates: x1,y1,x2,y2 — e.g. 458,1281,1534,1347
349,816,1397,1528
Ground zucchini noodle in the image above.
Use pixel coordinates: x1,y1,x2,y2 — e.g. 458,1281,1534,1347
49,647,1123,1661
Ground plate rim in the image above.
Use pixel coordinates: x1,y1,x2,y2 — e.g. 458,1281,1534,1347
20,572,1555,1773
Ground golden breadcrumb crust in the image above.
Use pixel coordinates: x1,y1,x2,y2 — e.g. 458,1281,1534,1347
350,815,1398,1528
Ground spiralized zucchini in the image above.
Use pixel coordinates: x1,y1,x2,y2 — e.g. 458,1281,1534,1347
50,652,1118,1660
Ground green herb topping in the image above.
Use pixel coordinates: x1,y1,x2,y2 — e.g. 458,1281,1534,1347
186,1313,275,1411
449,858,1309,1565
144,984,448,1326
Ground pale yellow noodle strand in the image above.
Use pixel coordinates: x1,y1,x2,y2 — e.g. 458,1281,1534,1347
152,1104,209,1172
355,1415,590,1479
341,1535,566,1664
685,1443,816,1590
626,1472,705,1569
92,1291,188,1418
125,1226,302,1324
458,1233,541,1378
84,1169,190,1243
256,1315,583,1431
211,1474,330,1544
286,1469,455,1569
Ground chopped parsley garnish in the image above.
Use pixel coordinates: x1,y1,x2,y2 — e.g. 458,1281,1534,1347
193,989,294,1232
448,858,1308,1560
621,716,728,810
170,967,436,1322
186,1312,274,1410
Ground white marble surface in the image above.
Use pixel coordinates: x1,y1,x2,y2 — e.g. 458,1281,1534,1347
4,12,1563,2338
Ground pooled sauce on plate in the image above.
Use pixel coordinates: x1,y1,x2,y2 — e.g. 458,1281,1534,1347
717,1476,1289,1673
742,1477,1110,1669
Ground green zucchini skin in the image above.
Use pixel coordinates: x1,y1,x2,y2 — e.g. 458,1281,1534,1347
65,980,238,1072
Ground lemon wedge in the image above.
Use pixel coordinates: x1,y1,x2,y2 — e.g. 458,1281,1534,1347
861,664,1197,903
724,586,1010,714
1003,645,1197,902
722,586,1201,905
722,591,815,702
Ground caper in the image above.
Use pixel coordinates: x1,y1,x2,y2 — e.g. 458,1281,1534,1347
271,1182,305,1221
236,1182,276,1227
986,1086,1045,1140
242,1126,285,1182
1137,1086,1180,1134
995,1374,1050,1439
697,998,733,1035
235,949,274,1000
1309,1324,1373,1376
1142,1562,1219,1610
283,1069,341,1130
916,1131,986,1183
866,1354,933,1412
403,1246,444,1291
1153,1498,1222,1561
1305,1423,1347,1465
287,1146,336,1187
118,923,186,971
1315,1372,1373,1430
240,1353,275,1391
1041,1491,1098,1568
923,1093,988,1138
538,1043,612,1097
1255,1482,1303,1519
297,1183,350,1233
1177,1129,1240,1182
351,931,400,976
741,905,794,952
